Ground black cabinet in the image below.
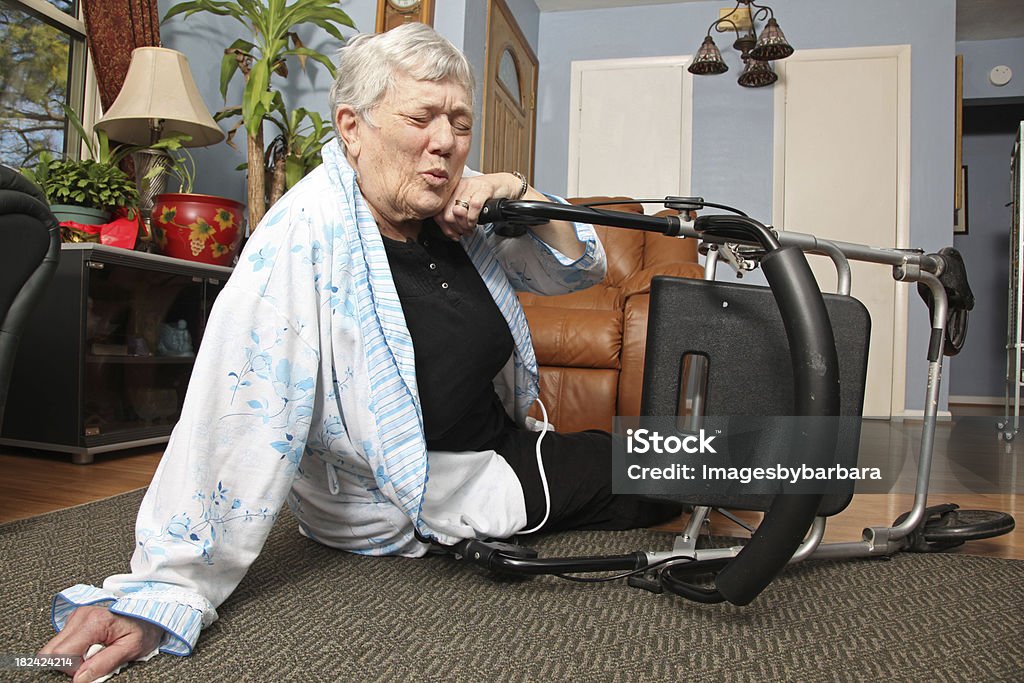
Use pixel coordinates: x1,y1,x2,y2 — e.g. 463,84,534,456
1,244,232,463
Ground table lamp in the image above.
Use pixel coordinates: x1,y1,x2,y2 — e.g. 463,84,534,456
94,46,225,233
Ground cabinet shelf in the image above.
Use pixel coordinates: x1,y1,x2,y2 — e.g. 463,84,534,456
0,244,232,462
85,355,197,365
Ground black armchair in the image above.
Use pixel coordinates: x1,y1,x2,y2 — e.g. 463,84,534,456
0,165,61,426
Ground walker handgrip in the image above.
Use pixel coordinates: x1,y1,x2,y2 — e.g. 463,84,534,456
713,246,840,605
692,214,780,251
915,247,974,356
480,198,683,237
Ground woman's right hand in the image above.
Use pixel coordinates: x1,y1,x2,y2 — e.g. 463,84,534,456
37,605,164,682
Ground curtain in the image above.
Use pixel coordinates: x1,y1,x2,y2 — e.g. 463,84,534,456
82,0,161,111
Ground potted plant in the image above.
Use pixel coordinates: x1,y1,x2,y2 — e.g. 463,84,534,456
163,0,355,231
275,106,333,195
150,144,246,267
21,125,139,225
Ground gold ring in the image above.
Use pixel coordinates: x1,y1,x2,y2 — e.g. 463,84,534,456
455,199,470,209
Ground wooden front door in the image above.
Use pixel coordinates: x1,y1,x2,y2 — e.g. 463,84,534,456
481,0,538,180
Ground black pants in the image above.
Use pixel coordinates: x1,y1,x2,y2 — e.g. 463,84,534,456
484,426,682,533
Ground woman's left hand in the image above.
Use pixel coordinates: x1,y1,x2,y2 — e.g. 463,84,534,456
435,172,522,241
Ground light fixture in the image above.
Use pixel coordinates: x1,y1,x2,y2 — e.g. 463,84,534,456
687,0,793,88
738,56,778,88
94,47,225,231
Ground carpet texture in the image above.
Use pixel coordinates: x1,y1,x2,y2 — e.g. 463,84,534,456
1,489,1022,682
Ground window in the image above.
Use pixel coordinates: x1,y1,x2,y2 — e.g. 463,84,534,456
0,0,88,168
497,48,521,106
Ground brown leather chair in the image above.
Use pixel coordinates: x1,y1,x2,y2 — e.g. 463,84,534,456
519,197,704,432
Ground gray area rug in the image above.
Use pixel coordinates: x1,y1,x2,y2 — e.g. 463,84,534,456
1,488,1022,682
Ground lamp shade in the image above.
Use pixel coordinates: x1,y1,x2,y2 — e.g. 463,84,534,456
747,18,794,61
737,57,778,88
94,47,224,147
688,36,729,76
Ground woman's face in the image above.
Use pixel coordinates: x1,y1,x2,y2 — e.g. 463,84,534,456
341,73,473,227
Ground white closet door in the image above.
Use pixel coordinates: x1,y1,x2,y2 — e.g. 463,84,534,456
569,57,692,199
774,47,911,418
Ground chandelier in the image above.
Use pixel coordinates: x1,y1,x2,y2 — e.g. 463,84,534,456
688,0,794,88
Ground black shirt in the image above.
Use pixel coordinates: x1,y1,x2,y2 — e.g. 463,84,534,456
381,221,514,451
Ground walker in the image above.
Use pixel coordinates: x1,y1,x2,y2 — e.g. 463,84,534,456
428,197,1015,606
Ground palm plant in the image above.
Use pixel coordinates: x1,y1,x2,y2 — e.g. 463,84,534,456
163,0,355,230
220,94,334,208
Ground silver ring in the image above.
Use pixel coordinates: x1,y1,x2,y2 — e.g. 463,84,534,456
455,199,470,209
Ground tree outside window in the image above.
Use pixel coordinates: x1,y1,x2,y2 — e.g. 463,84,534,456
0,0,86,168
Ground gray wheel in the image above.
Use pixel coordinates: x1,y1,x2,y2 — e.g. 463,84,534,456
1003,431,1015,442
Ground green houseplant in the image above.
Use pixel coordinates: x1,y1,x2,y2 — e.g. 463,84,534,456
274,106,333,193
21,111,140,225
23,152,138,224
163,0,355,231
222,96,334,206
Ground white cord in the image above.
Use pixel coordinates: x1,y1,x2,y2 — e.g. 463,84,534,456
326,462,340,495
518,398,551,535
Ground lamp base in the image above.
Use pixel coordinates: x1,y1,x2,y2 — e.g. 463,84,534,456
133,149,171,252
134,149,171,215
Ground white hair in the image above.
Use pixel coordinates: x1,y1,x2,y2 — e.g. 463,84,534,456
329,23,475,136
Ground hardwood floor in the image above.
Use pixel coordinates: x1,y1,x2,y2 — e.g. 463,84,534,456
657,492,1022,560
0,446,162,521
2,407,1021,559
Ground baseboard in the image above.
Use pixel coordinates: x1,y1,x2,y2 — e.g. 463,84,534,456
948,395,1004,406
893,409,953,422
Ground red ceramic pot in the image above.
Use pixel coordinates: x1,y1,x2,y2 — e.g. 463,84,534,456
151,193,245,267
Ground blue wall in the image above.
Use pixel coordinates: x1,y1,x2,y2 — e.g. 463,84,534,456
463,0,488,168
958,37,1024,102
536,0,956,412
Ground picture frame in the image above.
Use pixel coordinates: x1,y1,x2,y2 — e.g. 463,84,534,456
954,165,969,235
954,55,963,212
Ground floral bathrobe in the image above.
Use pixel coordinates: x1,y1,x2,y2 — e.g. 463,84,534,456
51,143,606,655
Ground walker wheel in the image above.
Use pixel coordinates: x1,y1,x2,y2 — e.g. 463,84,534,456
920,508,1016,543
894,504,1016,552
1003,431,1015,442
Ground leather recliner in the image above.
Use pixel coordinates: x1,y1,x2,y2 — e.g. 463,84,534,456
0,166,61,427
519,197,704,432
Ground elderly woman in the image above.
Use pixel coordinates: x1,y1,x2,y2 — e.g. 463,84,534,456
40,23,678,681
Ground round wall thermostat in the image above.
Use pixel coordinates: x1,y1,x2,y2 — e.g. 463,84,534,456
989,65,1012,87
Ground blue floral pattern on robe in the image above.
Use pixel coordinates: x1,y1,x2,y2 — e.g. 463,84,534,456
51,142,605,657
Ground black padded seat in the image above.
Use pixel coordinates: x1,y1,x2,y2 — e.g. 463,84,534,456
0,165,61,425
